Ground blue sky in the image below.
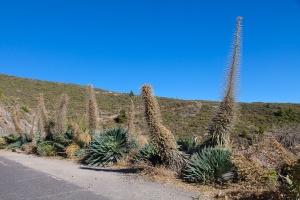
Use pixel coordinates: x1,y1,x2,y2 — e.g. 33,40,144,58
0,0,299,103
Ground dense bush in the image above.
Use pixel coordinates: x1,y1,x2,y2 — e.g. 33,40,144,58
84,127,136,167
114,109,127,123
183,147,234,184
177,137,199,152
134,143,161,166
5,134,32,150
0,136,7,149
283,160,300,199
274,124,300,155
37,141,55,156
3,134,19,143
36,140,65,156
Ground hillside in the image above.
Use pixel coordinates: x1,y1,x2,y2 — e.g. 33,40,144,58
1,73,300,139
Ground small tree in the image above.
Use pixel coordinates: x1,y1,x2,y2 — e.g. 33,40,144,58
129,90,134,97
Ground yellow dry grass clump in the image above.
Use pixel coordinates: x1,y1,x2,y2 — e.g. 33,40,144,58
21,143,37,154
65,143,81,159
224,133,297,199
75,132,91,148
70,121,91,147
0,136,7,146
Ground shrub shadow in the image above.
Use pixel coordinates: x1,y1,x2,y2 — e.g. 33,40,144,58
79,166,140,174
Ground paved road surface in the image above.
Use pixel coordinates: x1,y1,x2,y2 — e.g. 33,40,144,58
0,156,108,200
0,151,203,200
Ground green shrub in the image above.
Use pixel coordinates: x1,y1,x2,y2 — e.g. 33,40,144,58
4,134,19,143
129,90,134,97
8,140,22,150
20,105,29,113
183,147,234,184
261,168,278,187
283,161,300,199
114,109,127,123
84,127,136,167
37,141,55,156
74,148,86,159
36,140,66,156
241,130,248,138
6,134,31,150
134,143,161,166
0,137,7,149
177,137,198,152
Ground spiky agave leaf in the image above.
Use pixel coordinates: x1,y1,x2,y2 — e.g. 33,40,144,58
84,127,136,167
177,137,199,152
134,143,162,166
183,147,234,184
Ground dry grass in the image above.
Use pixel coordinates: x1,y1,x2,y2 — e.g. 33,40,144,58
274,123,300,156
65,143,80,159
0,137,7,148
75,131,91,148
21,143,37,154
220,133,298,199
69,120,91,147
245,133,296,171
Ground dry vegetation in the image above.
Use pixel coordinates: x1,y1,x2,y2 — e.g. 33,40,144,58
0,17,300,199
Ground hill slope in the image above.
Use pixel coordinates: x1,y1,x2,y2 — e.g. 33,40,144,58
1,74,300,139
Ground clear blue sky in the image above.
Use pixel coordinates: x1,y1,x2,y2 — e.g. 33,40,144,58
0,0,300,103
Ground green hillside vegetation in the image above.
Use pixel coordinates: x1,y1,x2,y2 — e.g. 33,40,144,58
1,74,300,140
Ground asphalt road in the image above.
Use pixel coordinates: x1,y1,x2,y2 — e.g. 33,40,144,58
0,156,108,200
0,151,202,200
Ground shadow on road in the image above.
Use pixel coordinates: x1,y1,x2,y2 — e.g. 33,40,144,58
79,166,141,174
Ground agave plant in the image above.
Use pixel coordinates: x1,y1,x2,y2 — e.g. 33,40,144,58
177,137,199,152
183,147,234,184
37,141,56,156
84,127,136,167
36,140,66,156
134,143,162,166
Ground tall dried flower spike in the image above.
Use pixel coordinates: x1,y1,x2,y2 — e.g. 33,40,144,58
36,93,49,138
86,84,99,134
55,94,69,136
127,99,135,135
141,84,185,171
29,113,36,139
208,16,242,147
10,106,25,135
